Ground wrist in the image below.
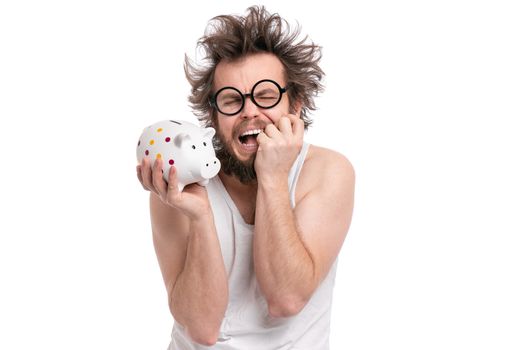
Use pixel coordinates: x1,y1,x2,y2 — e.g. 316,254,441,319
257,174,288,192
189,208,214,228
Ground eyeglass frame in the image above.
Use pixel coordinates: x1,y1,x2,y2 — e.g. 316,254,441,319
209,79,288,116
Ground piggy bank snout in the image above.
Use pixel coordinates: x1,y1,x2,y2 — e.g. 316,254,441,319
200,156,221,179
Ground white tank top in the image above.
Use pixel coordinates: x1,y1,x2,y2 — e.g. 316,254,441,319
169,143,338,350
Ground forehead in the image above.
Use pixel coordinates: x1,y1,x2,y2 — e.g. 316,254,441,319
213,53,286,91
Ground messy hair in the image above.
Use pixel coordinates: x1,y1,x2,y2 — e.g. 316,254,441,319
184,5,324,130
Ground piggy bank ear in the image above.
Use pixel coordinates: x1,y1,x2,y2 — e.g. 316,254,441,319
203,127,216,139
174,133,191,147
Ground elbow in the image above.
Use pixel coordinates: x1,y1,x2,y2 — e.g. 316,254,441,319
190,333,219,347
171,312,221,346
267,295,307,318
186,327,220,346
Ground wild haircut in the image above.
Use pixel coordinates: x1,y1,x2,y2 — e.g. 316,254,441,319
184,6,324,130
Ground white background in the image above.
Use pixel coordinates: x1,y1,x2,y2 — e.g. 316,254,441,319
1,0,523,349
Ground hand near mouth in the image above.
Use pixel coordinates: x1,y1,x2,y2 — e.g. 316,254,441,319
255,114,304,184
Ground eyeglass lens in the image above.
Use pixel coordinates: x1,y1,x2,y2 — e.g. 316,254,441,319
215,80,283,115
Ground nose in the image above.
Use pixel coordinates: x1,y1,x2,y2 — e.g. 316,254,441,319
200,157,221,178
241,96,259,119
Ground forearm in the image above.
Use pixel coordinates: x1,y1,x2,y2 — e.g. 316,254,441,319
253,178,316,316
170,214,228,343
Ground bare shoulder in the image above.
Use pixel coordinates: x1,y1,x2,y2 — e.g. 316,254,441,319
296,144,356,202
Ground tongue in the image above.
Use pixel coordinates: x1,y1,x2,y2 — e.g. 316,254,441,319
244,135,258,146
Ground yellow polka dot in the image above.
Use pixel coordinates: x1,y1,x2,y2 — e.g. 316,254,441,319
149,139,155,145
157,128,163,133
156,153,162,159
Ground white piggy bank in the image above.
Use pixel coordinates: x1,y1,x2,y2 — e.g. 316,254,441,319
136,120,221,191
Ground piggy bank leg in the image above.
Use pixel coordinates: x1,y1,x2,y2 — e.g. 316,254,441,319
198,179,209,186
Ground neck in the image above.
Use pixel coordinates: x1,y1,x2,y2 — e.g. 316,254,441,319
218,171,258,195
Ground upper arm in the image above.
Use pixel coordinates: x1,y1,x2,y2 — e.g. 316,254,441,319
293,150,355,286
149,193,190,295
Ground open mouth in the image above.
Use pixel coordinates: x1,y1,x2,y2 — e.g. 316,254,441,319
238,129,262,146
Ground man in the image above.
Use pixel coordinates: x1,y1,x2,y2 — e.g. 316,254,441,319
136,6,355,349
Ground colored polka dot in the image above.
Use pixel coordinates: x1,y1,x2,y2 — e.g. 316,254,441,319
149,139,154,145
165,137,171,142
169,159,174,165
145,150,149,155
156,153,162,159
157,128,163,132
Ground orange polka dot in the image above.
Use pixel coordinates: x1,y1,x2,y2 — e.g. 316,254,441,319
149,139,155,145
156,153,162,159
157,128,163,132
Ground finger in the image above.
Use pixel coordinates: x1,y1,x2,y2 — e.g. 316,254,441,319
140,157,155,193
287,113,301,121
291,117,305,140
152,158,168,199
136,165,149,191
256,131,270,147
278,116,293,138
263,123,281,138
166,165,181,199
284,113,300,128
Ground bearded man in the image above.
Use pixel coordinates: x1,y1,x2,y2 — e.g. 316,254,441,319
137,6,355,349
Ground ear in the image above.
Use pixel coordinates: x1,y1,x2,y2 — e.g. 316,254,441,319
174,133,191,147
203,127,216,139
291,100,303,116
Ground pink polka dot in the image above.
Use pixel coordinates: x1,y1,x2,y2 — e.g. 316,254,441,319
165,137,171,142
169,159,174,165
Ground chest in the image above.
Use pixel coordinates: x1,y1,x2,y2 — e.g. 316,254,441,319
228,191,257,225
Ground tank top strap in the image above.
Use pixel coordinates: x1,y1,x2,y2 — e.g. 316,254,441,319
288,142,310,208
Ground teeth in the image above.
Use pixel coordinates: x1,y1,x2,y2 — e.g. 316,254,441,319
240,129,262,137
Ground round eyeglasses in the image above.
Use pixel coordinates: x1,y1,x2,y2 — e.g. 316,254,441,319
209,79,287,116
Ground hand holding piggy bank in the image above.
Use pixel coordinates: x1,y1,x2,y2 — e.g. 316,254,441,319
136,120,221,192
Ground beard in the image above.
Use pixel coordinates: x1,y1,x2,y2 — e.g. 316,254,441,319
211,106,299,184
213,121,266,185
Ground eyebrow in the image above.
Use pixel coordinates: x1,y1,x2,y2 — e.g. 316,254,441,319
255,88,276,94
220,91,242,98
213,80,284,96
